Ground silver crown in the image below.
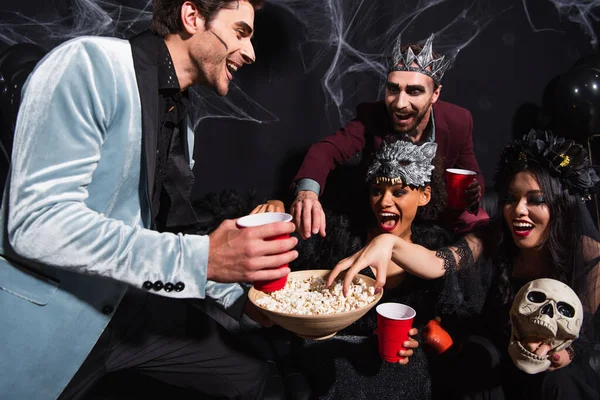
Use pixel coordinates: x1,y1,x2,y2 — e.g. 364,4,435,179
366,140,437,187
387,34,453,84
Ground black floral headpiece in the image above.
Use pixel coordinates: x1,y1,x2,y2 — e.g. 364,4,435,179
494,129,600,199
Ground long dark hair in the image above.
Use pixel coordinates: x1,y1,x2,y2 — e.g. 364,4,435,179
152,0,264,37
410,156,450,249
415,155,447,223
492,164,579,303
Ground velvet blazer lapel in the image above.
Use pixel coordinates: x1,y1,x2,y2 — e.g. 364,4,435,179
431,101,449,161
129,31,160,202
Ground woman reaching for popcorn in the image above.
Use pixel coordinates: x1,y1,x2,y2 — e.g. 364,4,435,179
276,138,486,400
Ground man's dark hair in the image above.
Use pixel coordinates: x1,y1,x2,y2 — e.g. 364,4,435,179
152,0,265,37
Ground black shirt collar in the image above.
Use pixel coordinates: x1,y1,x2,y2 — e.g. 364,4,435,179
420,108,435,143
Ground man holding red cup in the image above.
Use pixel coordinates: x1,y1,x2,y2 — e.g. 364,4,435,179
236,212,295,293
208,215,297,286
445,168,479,211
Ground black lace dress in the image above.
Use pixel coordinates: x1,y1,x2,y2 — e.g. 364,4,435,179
289,213,486,400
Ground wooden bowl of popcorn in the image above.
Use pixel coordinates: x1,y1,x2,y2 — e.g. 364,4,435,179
248,269,383,340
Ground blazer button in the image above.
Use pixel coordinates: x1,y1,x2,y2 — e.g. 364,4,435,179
153,281,164,291
102,305,114,315
174,282,185,292
143,281,153,290
164,282,174,292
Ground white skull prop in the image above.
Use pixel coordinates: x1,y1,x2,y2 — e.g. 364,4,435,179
508,278,583,374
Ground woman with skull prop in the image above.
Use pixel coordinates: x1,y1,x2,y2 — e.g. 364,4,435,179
328,129,600,399
286,138,486,399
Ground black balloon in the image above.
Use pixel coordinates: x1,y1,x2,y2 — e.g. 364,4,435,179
548,53,600,143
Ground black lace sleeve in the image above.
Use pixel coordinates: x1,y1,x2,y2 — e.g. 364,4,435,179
435,237,486,319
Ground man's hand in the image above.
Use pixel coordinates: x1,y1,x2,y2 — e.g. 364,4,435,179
207,219,298,283
290,190,326,239
464,179,481,214
250,200,285,214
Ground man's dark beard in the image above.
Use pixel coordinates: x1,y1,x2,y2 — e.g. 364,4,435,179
393,108,427,134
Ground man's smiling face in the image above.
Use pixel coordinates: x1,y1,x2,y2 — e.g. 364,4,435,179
384,69,440,134
189,0,256,96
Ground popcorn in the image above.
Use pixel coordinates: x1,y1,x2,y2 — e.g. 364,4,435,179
256,275,376,315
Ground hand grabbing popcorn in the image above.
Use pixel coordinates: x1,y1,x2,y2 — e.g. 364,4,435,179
256,275,376,315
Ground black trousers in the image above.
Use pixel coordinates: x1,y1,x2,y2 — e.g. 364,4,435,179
59,291,268,400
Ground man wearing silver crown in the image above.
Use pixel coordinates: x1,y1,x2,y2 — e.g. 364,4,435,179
286,34,487,239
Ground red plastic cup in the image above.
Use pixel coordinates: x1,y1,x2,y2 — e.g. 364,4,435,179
445,168,477,210
236,212,293,292
376,302,416,363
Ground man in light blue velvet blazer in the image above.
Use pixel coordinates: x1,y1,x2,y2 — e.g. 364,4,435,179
0,0,299,399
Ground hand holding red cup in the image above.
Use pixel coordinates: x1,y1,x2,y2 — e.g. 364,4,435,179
236,212,293,292
376,302,416,363
445,168,477,210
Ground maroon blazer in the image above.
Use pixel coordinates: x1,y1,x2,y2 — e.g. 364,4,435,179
292,100,485,193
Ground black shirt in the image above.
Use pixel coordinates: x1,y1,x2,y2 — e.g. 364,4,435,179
151,37,197,233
